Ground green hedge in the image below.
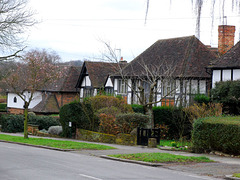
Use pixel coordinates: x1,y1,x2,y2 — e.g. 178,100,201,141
59,102,91,137
153,106,191,139
28,115,60,130
131,105,191,139
131,104,145,114
1,115,24,133
192,116,240,155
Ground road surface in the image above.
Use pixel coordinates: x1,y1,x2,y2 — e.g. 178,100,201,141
0,142,218,180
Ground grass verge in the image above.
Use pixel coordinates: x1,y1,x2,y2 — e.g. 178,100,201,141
109,153,213,163
160,140,191,147
233,173,240,178
0,134,115,150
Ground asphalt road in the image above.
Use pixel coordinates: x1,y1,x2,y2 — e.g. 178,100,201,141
0,142,218,180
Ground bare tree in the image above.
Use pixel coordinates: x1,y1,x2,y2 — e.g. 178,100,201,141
0,0,36,60
145,0,240,38
101,41,178,128
3,49,62,138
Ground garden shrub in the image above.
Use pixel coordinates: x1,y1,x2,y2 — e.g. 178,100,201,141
98,113,119,135
153,106,191,139
131,104,144,114
95,106,121,117
85,95,133,113
0,103,7,111
115,113,149,134
1,115,24,133
183,103,222,125
48,126,62,136
59,102,91,137
194,94,210,104
192,116,240,155
212,80,240,115
28,114,60,130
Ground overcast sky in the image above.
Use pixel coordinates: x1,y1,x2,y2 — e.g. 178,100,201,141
25,0,240,62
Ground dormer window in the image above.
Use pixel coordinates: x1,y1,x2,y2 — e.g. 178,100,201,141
13,97,17,103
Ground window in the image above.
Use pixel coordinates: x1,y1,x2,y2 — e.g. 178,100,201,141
83,87,93,98
105,87,114,95
13,97,17,103
118,79,127,94
163,80,175,97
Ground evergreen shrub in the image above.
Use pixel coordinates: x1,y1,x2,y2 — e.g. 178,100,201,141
59,102,91,137
116,113,149,134
194,94,210,104
28,115,60,130
212,80,240,115
1,115,24,133
192,116,240,155
153,106,191,139
48,126,62,136
131,104,144,114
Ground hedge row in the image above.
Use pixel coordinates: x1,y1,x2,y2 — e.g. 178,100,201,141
0,114,59,133
131,104,191,139
192,116,240,155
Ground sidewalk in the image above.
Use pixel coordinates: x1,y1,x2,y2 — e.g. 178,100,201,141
1,132,240,178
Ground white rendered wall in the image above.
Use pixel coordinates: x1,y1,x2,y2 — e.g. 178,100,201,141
191,80,198,94
212,70,221,88
222,70,231,81
199,80,206,94
114,79,118,91
233,69,240,80
105,77,113,87
8,91,42,109
81,76,91,87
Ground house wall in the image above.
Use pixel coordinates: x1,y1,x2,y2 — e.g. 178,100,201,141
55,92,79,107
105,77,113,87
212,69,240,88
113,78,208,107
7,91,42,110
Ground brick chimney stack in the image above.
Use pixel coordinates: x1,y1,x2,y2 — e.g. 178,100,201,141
218,25,235,55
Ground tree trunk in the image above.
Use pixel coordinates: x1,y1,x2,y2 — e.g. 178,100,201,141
23,102,29,139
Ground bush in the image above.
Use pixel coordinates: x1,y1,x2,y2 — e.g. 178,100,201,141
48,126,62,136
0,103,7,110
131,104,144,114
192,116,240,155
194,94,210,104
28,114,60,130
85,95,133,113
183,103,222,125
212,80,240,115
59,102,91,137
116,113,149,134
98,113,119,135
1,115,24,133
153,106,191,139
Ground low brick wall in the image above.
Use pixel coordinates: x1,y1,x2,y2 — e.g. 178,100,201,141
76,129,136,146
28,124,39,135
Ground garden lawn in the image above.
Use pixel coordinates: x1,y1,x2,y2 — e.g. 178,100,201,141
109,153,213,163
0,134,115,150
233,173,240,178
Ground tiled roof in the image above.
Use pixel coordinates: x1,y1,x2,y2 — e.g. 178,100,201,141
77,61,120,88
42,66,81,92
121,36,217,78
209,41,240,69
31,93,60,114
